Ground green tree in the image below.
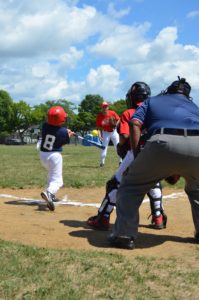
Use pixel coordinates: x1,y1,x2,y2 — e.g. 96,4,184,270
33,99,77,130
11,101,34,142
78,94,104,115
69,114,85,135
0,90,14,133
31,103,48,128
109,99,126,116
75,112,95,135
45,99,76,114
77,95,104,132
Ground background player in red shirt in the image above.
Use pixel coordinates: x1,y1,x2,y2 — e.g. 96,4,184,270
96,102,122,167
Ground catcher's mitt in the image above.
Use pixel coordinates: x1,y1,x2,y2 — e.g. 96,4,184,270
165,174,181,185
108,117,117,128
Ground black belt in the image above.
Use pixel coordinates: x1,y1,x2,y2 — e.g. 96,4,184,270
153,128,199,136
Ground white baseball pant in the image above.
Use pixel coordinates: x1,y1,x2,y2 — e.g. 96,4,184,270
115,150,134,182
40,151,63,195
101,129,121,164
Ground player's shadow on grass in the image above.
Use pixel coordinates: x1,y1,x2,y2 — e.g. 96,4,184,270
60,219,195,248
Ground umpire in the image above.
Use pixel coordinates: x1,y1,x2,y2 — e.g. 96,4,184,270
108,76,199,249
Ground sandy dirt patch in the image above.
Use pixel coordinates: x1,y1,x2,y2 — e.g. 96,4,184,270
0,187,198,258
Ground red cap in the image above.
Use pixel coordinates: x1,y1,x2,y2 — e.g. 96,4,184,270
101,101,109,107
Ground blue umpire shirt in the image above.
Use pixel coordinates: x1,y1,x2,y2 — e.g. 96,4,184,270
40,122,70,152
132,94,199,138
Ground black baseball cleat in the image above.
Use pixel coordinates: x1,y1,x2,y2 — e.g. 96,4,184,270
51,194,61,202
108,233,135,250
41,191,55,211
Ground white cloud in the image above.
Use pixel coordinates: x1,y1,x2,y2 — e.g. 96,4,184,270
186,10,199,19
0,0,199,105
0,1,98,57
123,27,199,97
90,22,151,66
86,65,122,99
43,80,69,99
59,47,84,69
107,3,131,19
32,63,51,78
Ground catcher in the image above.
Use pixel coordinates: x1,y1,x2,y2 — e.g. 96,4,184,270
87,82,178,230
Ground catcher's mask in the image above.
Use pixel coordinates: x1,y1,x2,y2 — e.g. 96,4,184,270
47,106,68,126
165,76,191,98
126,82,151,109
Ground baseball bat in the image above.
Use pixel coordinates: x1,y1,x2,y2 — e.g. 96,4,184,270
75,135,105,150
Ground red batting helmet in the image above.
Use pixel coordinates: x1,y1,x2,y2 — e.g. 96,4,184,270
47,106,67,126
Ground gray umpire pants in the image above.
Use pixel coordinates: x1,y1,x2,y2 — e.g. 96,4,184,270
113,133,199,238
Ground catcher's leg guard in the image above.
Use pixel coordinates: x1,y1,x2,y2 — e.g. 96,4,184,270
147,182,167,229
98,176,120,216
87,176,120,230
106,176,120,194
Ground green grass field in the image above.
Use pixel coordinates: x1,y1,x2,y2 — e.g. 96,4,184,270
0,144,184,189
0,144,120,188
0,145,198,300
0,239,198,300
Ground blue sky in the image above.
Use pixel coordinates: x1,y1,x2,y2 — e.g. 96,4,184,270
0,0,199,106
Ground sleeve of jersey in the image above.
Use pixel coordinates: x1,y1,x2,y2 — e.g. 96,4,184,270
61,128,70,144
131,100,149,126
96,115,101,127
119,112,129,135
114,111,120,121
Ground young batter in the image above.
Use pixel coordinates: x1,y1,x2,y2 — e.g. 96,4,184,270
40,106,74,211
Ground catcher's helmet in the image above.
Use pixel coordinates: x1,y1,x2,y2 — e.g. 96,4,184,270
166,76,191,98
47,106,67,126
126,82,151,109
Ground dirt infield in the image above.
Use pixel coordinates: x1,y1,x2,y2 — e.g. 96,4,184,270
0,187,198,258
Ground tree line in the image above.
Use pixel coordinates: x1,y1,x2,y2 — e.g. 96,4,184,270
0,90,126,143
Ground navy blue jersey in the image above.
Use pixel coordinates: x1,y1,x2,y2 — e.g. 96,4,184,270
40,122,70,152
132,94,199,138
